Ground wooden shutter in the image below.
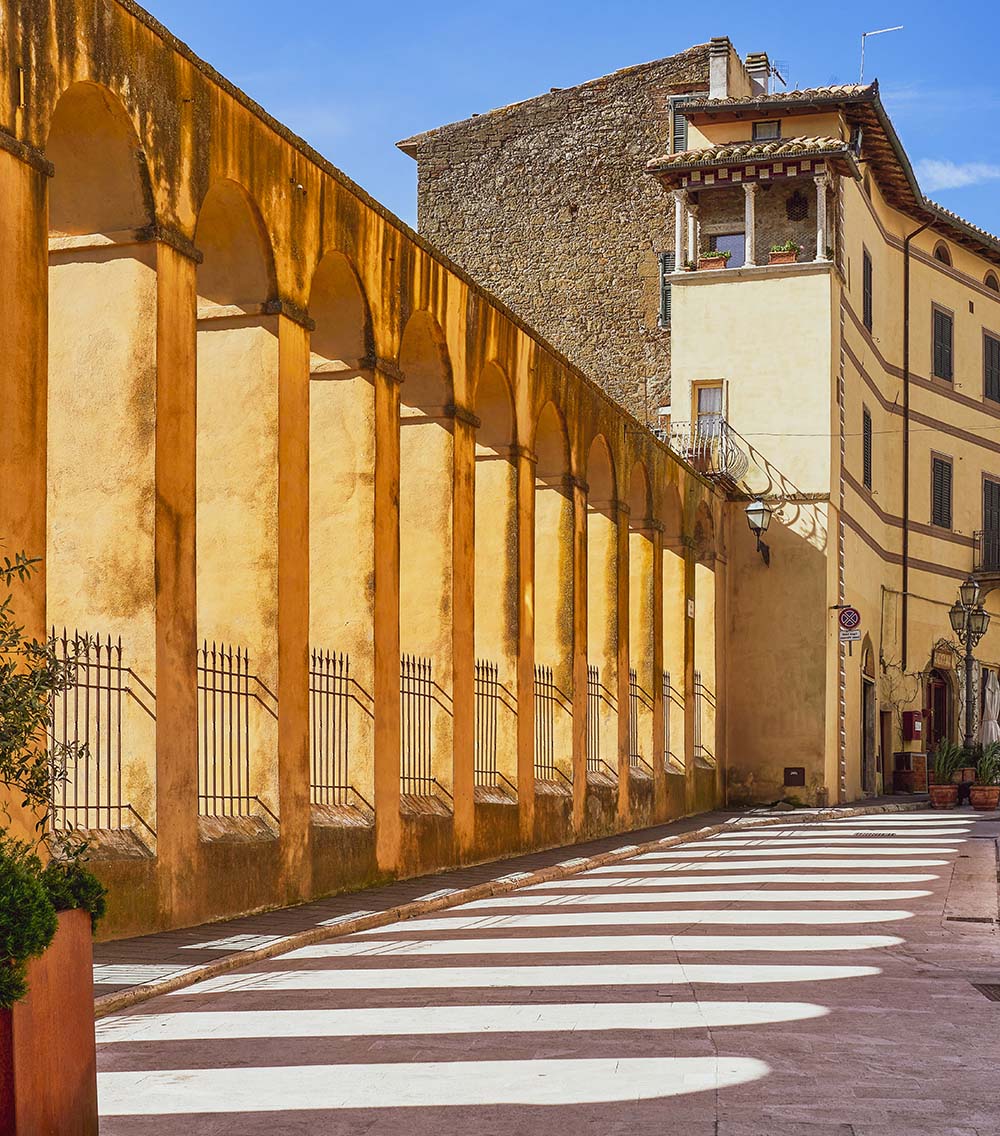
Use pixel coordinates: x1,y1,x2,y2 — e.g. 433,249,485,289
985,478,1000,532
659,252,675,326
932,457,952,528
862,406,872,489
672,105,689,153
862,250,873,332
985,333,1000,403
933,308,953,380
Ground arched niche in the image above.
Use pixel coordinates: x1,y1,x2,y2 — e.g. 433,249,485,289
45,81,158,838
586,434,619,775
532,400,574,782
308,250,376,811
398,310,455,797
473,362,518,791
47,81,152,237
194,179,280,824
626,462,655,773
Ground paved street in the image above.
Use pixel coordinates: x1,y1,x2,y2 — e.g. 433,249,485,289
96,810,1000,1134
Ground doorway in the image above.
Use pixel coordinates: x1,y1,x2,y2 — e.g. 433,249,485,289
925,669,952,749
862,679,877,795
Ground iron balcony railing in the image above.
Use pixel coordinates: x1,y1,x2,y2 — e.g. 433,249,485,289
974,530,1000,573
665,419,751,485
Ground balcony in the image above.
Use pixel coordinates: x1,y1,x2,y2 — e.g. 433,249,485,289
665,419,751,487
974,530,1000,575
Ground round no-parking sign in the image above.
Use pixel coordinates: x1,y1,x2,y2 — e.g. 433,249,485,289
839,606,862,641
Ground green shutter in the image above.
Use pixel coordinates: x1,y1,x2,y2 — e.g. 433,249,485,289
659,251,676,327
932,457,952,528
934,309,954,380
862,250,873,332
985,334,1000,403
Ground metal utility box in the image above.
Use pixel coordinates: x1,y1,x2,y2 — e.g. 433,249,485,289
902,710,923,742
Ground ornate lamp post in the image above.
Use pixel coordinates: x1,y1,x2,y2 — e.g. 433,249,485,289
949,577,991,750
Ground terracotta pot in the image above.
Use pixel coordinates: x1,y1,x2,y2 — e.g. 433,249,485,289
698,255,728,270
970,784,1000,811
769,250,798,265
0,909,97,1135
928,783,959,809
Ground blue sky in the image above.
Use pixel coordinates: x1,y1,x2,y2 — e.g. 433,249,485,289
148,0,1000,234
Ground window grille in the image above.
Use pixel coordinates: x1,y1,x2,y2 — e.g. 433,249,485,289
862,406,873,490
48,628,153,836
533,664,556,780
400,654,433,795
310,649,351,806
785,189,809,221
931,457,953,530
862,249,873,332
586,664,601,773
933,307,954,380
474,659,499,787
659,251,676,326
985,333,1000,403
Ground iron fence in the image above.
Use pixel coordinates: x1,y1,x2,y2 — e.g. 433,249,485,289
628,668,653,773
197,640,277,821
587,664,602,773
974,530,1000,573
663,670,684,772
667,419,750,485
310,649,351,806
474,659,499,787
533,663,556,780
693,669,716,764
400,654,434,795
47,628,154,836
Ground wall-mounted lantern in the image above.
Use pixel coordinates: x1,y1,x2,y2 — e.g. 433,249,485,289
745,498,773,566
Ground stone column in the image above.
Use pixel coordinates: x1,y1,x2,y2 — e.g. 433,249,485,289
153,239,200,915
515,446,537,841
673,190,687,266
687,204,700,265
743,183,759,266
373,360,402,872
815,174,829,261
451,407,477,858
276,312,313,900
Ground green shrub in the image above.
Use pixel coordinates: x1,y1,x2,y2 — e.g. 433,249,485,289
0,838,58,1009
932,739,965,784
770,239,801,254
976,742,1000,786
40,859,107,930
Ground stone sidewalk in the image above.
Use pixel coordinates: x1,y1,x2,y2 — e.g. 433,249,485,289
93,796,919,1011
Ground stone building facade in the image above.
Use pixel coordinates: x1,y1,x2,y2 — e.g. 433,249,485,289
399,45,714,419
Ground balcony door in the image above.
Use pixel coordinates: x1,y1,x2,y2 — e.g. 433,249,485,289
696,384,724,438
984,479,1000,569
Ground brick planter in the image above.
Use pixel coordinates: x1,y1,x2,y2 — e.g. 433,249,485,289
928,783,959,809
0,909,98,1135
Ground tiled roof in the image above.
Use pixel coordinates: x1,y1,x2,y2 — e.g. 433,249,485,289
648,136,849,172
683,84,875,111
926,200,1000,249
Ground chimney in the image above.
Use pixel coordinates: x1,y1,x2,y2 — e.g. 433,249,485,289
709,37,732,100
745,52,771,96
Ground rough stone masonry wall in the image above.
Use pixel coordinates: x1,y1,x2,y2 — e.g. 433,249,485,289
410,46,710,420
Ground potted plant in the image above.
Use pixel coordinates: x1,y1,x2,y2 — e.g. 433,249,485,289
0,553,106,1135
929,738,964,808
698,248,732,270
682,259,697,272
970,742,1000,811
769,239,801,266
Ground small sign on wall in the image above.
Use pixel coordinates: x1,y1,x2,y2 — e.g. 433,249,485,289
687,598,695,619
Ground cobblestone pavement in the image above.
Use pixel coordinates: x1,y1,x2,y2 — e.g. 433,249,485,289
95,808,1000,1134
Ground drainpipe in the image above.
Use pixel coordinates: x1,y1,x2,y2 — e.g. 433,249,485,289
901,219,932,672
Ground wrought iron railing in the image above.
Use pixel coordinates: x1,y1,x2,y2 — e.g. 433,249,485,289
197,640,277,822
974,530,1000,573
310,649,351,807
533,664,556,781
667,419,751,485
48,628,155,837
628,668,654,773
400,654,437,796
474,659,499,787
586,664,601,773
693,669,716,765
663,669,684,773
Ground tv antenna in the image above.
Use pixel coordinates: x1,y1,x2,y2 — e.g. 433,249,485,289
860,26,903,83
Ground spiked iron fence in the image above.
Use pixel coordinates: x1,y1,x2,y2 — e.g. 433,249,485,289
628,668,653,773
197,641,277,821
48,627,154,836
400,654,434,795
586,664,601,774
663,670,684,772
533,664,556,781
474,659,499,788
694,669,715,764
310,649,351,806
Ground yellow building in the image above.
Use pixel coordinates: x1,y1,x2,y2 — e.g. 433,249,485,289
0,0,732,940
651,40,1000,804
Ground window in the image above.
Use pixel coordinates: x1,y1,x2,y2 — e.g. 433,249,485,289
658,251,676,327
696,384,724,437
985,478,1000,538
931,456,953,529
753,120,781,140
862,249,873,332
986,333,1000,403
709,232,746,268
933,242,952,266
862,406,873,489
933,307,954,380
986,272,1000,293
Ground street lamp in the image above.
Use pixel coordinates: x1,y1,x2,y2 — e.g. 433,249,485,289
952,578,991,750
745,498,773,566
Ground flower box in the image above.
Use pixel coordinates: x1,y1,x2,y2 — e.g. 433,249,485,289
0,909,97,1135
698,255,729,270
768,250,798,266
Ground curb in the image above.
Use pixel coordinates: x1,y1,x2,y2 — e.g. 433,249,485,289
94,800,923,1019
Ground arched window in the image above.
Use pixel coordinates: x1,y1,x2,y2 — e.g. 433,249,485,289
986,272,1000,293
933,242,952,266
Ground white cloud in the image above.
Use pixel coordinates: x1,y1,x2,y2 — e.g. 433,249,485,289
916,158,1000,192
